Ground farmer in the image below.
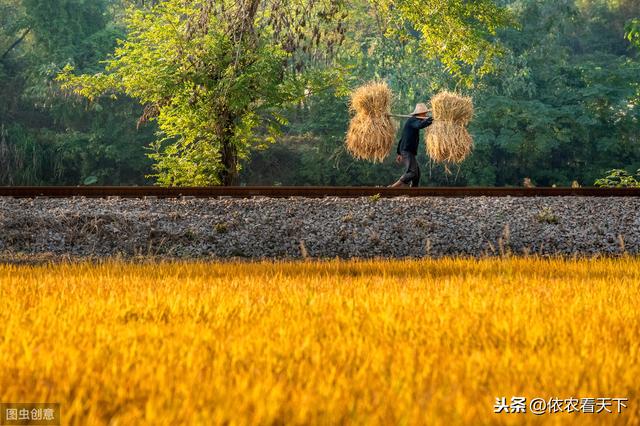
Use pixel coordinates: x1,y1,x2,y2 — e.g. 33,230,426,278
389,103,433,187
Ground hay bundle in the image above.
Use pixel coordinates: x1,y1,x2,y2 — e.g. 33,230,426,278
426,91,474,163
345,82,397,163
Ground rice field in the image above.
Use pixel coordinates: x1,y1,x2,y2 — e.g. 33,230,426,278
1,257,639,425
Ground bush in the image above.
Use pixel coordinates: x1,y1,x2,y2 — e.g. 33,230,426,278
594,169,640,188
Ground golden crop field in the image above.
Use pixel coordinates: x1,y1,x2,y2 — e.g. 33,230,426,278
1,257,639,426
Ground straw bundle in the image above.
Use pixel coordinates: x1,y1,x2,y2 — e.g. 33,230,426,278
426,91,474,163
345,82,397,163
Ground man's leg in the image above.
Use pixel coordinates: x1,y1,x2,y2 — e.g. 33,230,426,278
411,159,420,187
400,151,418,184
390,151,418,187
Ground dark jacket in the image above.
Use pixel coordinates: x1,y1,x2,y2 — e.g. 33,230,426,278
396,116,433,155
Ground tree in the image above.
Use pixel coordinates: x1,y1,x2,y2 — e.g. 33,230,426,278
59,0,348,186
59,0,513,186
242,0,640,187
627,18,640,49
463,0,640,187
0,0,154,186
375,0,514,87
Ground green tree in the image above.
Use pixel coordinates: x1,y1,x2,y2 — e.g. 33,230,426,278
59,0,513,186
243,0,640,187
59,0,348,186
0,0,154,185
627,18,640,49
375,0,514,87
460,0,640,187
244,0,513,186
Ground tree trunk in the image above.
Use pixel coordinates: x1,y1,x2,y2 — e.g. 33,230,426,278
206,0,260,186
220,138,238,186
216,109,238,186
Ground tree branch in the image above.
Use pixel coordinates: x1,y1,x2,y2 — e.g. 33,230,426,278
1,27,31,61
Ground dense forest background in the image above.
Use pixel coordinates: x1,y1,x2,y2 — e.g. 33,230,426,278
1,0,639,186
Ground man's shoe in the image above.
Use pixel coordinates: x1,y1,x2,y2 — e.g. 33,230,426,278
388,180,409,188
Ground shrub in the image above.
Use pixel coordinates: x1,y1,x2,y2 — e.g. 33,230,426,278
594,169,640,188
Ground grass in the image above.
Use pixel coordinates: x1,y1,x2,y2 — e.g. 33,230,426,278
535,207,559,224
1,257,639,425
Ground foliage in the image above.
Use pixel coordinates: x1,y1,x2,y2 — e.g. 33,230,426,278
57,0,516,186
242,1,640,187
0,0,154,185
535,207,559,224
375,0,514,87
626,18,640,49
1,0,640,187
59,0,348,186
594,168,640,187
446,0,640,187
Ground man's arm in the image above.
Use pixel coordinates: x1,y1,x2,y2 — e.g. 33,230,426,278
408,116,433,129
417,117,433,129
396,138,403,163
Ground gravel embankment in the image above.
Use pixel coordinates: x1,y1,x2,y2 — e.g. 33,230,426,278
0,196,639,259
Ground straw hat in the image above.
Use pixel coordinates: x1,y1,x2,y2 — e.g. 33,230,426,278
410,103,428,116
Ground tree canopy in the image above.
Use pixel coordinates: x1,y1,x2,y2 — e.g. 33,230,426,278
1,0,639,187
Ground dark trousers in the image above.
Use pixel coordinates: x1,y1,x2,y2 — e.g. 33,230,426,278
399,150,420,187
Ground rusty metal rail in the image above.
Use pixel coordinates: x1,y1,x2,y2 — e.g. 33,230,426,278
1,186,640,198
